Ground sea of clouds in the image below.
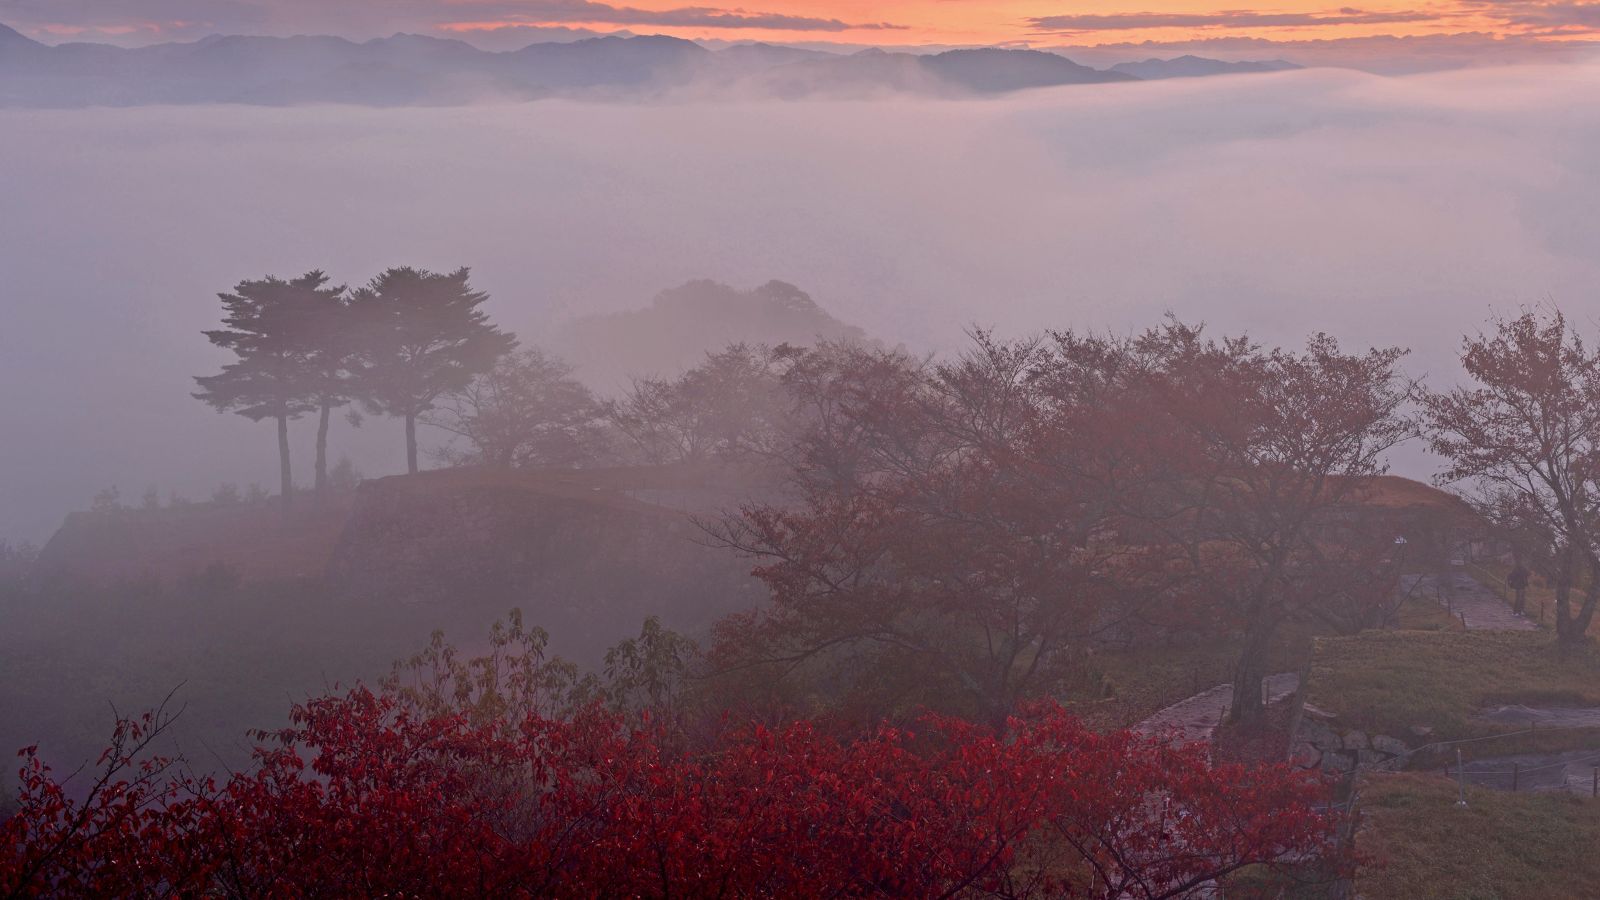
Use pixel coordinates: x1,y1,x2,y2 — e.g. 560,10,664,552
3,63,1599,540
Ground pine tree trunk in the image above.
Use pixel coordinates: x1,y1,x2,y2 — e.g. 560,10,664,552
405,412,419,475
277,413,293,508
314,402,331,497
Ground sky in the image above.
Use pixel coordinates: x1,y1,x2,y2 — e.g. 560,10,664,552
5,0,1600,58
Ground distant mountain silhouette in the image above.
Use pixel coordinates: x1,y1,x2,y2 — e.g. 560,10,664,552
0,30,690,106
0,21,44,59
745,47,948,98
555,280,871,389
730,46,1133,99
1109,55,1301,80
715,42,832,69
505,34,708,90
924,48,1135,92
0,23,1308,107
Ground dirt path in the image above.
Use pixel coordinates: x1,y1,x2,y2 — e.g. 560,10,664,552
1134,672,1300,745
1402,570,1537,632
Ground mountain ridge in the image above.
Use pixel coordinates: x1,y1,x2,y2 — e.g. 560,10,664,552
0,23,1299,107
1109,54,1302,80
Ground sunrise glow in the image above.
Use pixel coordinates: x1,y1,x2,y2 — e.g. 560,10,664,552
9,0,1596,50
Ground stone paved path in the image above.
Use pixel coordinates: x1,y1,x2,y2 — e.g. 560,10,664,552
1134,672,1300,745
1401,570,1538,631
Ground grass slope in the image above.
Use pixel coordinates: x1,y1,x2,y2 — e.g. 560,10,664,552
1309,630,1600,743
1060,594,1458,731
1358,772,1600,899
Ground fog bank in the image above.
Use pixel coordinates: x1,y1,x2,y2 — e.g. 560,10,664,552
3,64,1599,541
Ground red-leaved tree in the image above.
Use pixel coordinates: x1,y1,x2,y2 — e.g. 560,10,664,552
712,326,1412,729
709,336,1199,728
3,689,1341,898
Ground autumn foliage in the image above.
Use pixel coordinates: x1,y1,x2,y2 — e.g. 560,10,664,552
2,685,1338,898
711,325,1413,727
8,317,1426,896
1424,309,1600,643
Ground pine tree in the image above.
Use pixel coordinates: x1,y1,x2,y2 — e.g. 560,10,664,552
194,273,333,506
286,275,358,497
349,267,516,473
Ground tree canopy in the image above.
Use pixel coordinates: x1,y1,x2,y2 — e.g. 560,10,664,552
424,349,602,469
711,325,1415,727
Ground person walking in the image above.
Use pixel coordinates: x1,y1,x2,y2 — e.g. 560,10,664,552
1506,562,1530,616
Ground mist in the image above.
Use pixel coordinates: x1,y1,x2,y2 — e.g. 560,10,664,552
13,44,1600,887
3,63,1600,541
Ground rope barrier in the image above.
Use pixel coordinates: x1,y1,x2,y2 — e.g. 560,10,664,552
1402,726,1544,760
1447,748,1600,777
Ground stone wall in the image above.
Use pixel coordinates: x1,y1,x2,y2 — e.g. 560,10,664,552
324,468,766,663
1291,703,1411,773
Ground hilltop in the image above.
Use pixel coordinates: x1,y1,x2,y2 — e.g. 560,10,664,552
2,461,773,777
33,463,771,661
555,279,872,387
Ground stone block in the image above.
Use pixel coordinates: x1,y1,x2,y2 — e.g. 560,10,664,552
1371,735,1409,757
1322,750,1355,774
